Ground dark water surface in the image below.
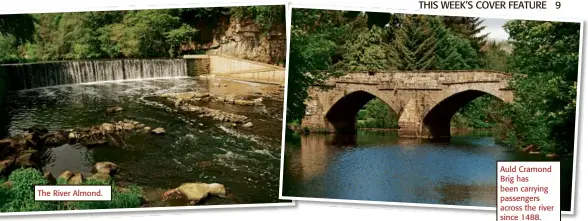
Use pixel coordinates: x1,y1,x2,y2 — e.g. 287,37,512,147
282,130,574,211
3,77,284,206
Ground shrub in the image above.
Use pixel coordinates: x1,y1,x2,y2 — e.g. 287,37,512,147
1,168,60,212
0,168,143,212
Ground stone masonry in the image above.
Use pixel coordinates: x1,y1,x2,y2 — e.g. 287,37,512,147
301,70,514,138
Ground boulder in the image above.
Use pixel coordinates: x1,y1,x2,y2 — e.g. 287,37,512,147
23,132,44,149
68,132,78,140
15,150,40,168
151,127,166,135
207,183,227,197
0,138,13,148
42,132,68,146
106,106,124,113
0,158,15,175
68,173,84,185
100,123,114,132
144,127,152,131
0,139,15,158
81,139,108,147
242,122,253,128
44,172,56,184
88,172,112,183
94,162,119,175
162,188,185,201
522,144,537,152
529,151,541,155
123,123,135,131
253,97,263,105
234,99,255,106
136,124,145,129
58,171,74,182
546,153,560,159
176,182,211,203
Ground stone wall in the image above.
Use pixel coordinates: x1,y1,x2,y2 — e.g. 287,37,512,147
184,55,210,76
206,19,286,66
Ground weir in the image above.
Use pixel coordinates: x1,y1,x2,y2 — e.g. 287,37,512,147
0,59,188,91
184,54,285,85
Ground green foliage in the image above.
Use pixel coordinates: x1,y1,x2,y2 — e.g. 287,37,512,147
498,21,580,154
356,99,398,128
389,15,438,71
451,95,504,129
69,179,143,210
1,6,284,62
0,168,143,212
0,34,23,64
230,6,286,32
435,26,479,70
442,16,488,54
0,14,37,44
98,10,197,58
0,168,60,212
338,26,392,72
481,40,510,72
286,9,348,123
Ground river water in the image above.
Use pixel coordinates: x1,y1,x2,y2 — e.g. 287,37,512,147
282,130,574,211
2,77,284,206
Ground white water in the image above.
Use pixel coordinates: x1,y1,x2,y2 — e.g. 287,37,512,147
2,59,188,90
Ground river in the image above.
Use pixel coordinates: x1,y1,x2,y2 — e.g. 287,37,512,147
2,77,284,206
282,130,574,211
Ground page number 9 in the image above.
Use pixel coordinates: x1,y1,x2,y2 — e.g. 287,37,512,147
556,1,561,9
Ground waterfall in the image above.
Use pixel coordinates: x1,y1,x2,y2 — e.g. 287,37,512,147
0,59,188,91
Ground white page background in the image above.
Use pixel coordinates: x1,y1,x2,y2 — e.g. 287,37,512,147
0,0,586,220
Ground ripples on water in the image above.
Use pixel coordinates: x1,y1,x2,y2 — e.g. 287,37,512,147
4,77,284,205
283,130,573,210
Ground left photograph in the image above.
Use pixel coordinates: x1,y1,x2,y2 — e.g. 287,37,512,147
0,4,289,214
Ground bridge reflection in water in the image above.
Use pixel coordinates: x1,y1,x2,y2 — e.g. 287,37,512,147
282,130,572,209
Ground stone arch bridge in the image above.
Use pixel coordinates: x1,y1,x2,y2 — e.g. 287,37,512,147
301,71,514,139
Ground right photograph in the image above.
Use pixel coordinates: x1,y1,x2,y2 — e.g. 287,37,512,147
281,7,581,212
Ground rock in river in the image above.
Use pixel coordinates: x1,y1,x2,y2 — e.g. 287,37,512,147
58,170,74,182
242,122,253,128
44,172,56,184
15,150,40,168
234,99,255,106
166,182,228,204
68,173,84,185
151,127,166,135
81,139,108,148
101,123,114,132
106,106,124,113
94,161,119,175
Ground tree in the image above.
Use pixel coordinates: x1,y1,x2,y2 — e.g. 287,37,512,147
500,20,580,154
338,26,393,72
286,9,348,123
356,98,398,128
434,22,479,70
443,16,488,53
389,15,438,71
0,14,37,44
481,40,510,72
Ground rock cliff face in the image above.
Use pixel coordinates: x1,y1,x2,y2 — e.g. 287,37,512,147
205,19,286,66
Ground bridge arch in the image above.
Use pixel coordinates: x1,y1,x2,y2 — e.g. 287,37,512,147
422,87,511,138
325,89,399,133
